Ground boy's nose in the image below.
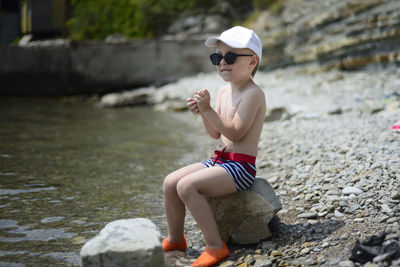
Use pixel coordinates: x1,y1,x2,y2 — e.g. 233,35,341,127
220,58,227,65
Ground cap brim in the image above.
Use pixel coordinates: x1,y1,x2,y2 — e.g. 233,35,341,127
205,37,220,47
205,36,246,49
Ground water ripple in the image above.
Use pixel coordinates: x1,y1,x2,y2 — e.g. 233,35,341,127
0,220,18,229
40,217,65,224
0,187,57,196
0,227,76,242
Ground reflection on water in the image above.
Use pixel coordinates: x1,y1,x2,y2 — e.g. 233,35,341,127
0,97,211,266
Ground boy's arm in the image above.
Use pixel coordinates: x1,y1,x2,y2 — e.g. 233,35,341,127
200,113,221,139
200,89,222,139
187,95,221,139
195,89,263,142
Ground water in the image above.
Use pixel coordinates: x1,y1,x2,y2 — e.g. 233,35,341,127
0,97,211,266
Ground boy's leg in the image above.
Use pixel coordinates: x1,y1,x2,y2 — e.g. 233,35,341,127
163,162,206,243
176,166,237,249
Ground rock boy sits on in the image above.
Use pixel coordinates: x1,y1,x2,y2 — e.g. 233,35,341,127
162,26,266,267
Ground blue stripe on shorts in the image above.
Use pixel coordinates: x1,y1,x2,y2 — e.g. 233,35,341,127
201,158,256,191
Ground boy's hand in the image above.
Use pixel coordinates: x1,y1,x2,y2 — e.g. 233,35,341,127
194,89,211,113
186,97,200,115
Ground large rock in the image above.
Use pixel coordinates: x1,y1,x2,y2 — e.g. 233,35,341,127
209,177,282,245
80,218,164,267
100,87,157,107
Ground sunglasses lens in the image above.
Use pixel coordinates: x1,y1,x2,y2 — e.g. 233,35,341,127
224,52,237,64
210,53,222,65
209,52,239,65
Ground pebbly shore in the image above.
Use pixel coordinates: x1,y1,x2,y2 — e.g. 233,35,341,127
148,64,400,267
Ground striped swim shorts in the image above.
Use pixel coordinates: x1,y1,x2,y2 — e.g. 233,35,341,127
201,149,257,191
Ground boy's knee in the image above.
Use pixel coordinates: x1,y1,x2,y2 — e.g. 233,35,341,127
163,173,178,193
176,178,195,202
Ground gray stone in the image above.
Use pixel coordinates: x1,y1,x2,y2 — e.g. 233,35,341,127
80,218,164,267
265,107,288,122
338,260,355,267
100,88,157,107
342,187,363,195
381,204,392,213
391,190,400,200
261,240,275,250
209,177,282,245
334,210,345,218
18,34,33,46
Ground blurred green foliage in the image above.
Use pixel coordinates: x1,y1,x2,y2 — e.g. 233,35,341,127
67,0,212,40
67,0,285,40
253,0,284,14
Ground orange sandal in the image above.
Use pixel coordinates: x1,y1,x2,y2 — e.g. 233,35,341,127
162,235,187,252
191,243,229,267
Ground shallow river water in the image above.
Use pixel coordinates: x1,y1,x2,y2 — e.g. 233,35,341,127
0,97,211,266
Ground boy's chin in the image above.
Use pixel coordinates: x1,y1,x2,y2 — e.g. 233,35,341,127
218,72,233,81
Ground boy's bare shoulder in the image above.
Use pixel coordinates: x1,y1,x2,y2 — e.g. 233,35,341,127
247,83,265,99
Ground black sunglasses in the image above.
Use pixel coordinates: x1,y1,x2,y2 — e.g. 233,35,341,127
209,52,253,65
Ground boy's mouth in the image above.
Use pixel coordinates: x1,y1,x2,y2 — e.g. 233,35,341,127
220,68,231,72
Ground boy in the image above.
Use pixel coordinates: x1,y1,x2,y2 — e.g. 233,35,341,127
162,26,266,267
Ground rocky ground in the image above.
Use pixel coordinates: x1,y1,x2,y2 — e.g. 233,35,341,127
124,64,400,267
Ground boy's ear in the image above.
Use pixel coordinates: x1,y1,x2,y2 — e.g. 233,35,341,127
250,55,258,65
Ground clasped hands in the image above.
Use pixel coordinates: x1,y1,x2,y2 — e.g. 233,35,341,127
186,89,211,115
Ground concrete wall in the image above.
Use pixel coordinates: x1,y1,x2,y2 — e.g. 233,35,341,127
0,39,215,96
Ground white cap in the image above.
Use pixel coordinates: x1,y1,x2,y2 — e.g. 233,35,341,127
205,26,262,62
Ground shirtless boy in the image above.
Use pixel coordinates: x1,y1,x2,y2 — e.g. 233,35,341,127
162,26,266,267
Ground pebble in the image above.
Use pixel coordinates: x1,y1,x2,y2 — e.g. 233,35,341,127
300,247,310,255
387,217,400,223
338,260,355,267
219,261,235,267
271,250,282,256
381,204,392,213
391,190,400,200
342,187,363,195
261,241,274,250
334,210,345,217
254,259,272,267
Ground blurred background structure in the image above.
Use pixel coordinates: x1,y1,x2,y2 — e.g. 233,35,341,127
0,0,70,44
0,0,19,44
0,0,399,95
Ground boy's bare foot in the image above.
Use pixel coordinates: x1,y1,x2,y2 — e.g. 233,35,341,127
191,243,229,267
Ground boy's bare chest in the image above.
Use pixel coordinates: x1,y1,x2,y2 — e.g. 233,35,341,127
221,95,241,120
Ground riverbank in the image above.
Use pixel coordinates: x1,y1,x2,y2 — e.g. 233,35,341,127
151,64,400,266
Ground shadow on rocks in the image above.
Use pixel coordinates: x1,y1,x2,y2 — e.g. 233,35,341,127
267,216,346,245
